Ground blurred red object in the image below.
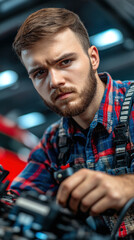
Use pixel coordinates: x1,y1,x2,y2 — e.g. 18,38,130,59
0,115,39,188
0,148,27,188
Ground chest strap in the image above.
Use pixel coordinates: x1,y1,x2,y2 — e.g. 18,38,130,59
113,83,134,169
57,118,70,166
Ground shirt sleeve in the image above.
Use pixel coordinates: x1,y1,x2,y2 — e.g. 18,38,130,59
10,122,60,196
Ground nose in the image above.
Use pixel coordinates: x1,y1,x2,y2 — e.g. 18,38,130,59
49,69,65,89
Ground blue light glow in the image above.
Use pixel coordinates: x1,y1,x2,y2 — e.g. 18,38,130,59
90,28,124,50
17,112,46,129
0,70,18,89
35,232,48,240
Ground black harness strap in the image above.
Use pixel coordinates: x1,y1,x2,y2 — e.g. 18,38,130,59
57,118,70,166
114,83,134,169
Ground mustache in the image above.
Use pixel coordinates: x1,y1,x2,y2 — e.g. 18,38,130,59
51,87,76,101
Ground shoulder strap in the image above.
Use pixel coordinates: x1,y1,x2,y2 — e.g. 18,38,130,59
57,118,70,166
114,83,134,169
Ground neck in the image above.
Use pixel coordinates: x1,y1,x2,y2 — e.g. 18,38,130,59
73,74,106,129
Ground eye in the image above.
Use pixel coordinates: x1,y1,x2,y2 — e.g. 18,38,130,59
33,69,48,79
59,59,72,67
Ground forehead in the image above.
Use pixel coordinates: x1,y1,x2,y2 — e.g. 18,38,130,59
21,28,84,67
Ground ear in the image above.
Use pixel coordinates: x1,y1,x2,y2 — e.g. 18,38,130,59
88,46,100,71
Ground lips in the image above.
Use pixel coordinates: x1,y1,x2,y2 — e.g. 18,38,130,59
56,92,72,100
51,87,75,102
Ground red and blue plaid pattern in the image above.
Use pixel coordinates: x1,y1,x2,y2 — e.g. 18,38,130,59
11,72,134,237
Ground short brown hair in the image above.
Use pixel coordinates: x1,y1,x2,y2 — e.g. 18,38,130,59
13,8,90,59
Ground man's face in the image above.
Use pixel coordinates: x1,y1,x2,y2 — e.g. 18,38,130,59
21,28,97,117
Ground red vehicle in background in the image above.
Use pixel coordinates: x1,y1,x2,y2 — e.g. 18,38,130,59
0,115,39,188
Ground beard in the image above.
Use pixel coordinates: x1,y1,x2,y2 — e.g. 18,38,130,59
42,64,97,117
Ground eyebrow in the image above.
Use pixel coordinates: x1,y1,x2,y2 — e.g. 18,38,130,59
48,52,77,65
28,66,44,76
28,52,77,76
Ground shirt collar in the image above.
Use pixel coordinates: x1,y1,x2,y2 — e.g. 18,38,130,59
97,72,114,133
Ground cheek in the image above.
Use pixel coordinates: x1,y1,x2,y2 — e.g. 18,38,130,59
32,76,48,90
32,78,42,89
69,62,89,83
71,58,89,73
32,79,48,98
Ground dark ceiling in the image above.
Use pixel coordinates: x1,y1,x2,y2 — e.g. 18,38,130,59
0,0,134,138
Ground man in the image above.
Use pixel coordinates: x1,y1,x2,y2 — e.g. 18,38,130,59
11,8,134,238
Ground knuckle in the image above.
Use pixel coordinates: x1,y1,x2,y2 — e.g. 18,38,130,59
61,182,70,193
108,191,120,202
71,190,80,201
79,168,88,175
94,171,103,182
81,198,89,209
102,181,111,190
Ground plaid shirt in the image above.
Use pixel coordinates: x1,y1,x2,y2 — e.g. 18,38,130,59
11,72,134,237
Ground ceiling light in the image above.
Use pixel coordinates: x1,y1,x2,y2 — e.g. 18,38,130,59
90,28,124,50
35,232,48,240
17,112,46,129
0,70,18,90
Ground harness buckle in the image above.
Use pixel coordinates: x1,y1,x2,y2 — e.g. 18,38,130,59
114,123,130,168
114,122,129,145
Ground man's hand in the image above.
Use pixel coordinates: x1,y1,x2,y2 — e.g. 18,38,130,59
56,169,134,215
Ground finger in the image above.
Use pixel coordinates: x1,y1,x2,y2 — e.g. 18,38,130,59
90,196,115,215
56,170,87,207
68,178,98,212
80,186,105,213
69,171,105,212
